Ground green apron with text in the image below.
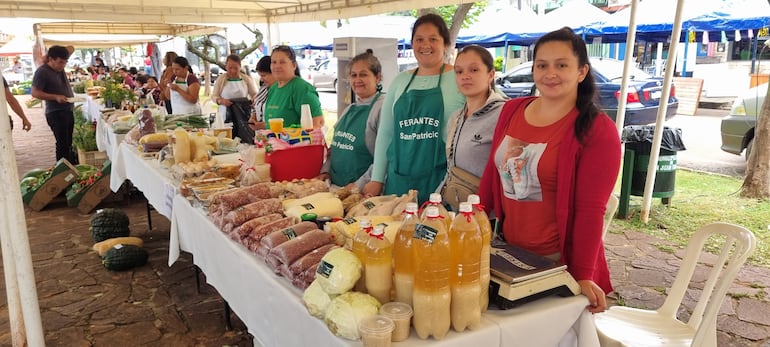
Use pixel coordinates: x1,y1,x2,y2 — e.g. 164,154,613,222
330,92,381,186
385,67,447,203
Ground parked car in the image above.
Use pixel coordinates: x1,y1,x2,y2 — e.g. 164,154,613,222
720,82,765,160
308,58,337,91
495,57,678,125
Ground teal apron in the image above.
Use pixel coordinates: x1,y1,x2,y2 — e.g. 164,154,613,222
385,66,447,203
330,92,381,186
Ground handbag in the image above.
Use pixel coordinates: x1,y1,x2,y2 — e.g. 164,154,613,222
441,166,481,211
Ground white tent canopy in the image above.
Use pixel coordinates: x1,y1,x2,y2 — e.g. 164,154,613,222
31,22,225,49
0,0,470,24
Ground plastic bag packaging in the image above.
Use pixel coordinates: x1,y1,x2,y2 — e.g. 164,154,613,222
621,125,686,152
239,145,271,186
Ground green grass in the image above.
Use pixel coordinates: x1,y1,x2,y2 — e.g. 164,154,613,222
610,170,770,266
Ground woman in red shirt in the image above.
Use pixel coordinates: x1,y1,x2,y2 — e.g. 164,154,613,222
479,27,621,313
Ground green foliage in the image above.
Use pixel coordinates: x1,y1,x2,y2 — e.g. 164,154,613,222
100,81,136,107
494,57,503,71
72,106,97,151
409,1,488,29
611,170,770,266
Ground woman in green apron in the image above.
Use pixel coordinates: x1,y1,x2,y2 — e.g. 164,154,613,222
318,50,384,191
364,13,465,203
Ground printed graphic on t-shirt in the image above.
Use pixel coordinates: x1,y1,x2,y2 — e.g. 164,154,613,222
495,135,546,201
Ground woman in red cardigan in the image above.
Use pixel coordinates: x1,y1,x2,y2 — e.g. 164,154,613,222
478,27,621,313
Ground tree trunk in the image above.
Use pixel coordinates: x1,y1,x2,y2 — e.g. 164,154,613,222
447,3,474,62
740,83,770,198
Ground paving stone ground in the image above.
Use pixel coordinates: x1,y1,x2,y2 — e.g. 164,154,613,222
2,95,769,346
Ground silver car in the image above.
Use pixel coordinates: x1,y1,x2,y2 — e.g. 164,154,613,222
720,82,766,159
308,58,337,91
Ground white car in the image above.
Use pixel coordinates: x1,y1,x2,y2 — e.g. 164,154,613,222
308,58,337,91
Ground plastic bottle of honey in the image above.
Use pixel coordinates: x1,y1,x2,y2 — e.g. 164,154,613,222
352,219,373,292
412,206,451,340
467,194,492,312
393,202,419,306
365,224,393,304
419,193,452,229
448,202,482,332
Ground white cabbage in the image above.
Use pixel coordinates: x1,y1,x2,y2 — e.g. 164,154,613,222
302,279,338,318
324,292,382,340
314,248,362,294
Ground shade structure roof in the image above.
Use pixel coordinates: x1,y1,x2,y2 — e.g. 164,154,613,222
0,0,471,24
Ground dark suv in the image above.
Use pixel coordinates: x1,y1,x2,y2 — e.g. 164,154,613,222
495,58,678,125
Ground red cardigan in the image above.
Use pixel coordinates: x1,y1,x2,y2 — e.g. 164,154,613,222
478,97,621,294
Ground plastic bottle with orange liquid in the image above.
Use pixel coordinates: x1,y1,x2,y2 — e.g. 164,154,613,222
393,202,419,306
448,202,482,332
352,219,373,292
419,193,452,229
411,206,451,340
467,194,492,312
365,224,393,304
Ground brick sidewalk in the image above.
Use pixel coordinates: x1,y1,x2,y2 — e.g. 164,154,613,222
2,95,254,346
3,95,770,346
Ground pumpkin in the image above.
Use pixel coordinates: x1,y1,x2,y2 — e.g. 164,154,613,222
102,245,148,271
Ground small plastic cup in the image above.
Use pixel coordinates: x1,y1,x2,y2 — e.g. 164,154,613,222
379,302,413,342
268,117,284,133
358,314,394,347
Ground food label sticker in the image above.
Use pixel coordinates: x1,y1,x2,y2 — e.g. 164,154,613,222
363,201,375,210
283,228,297,240
65,173,75,182
317,260,334,278
342,217,357,225
302,203,315,210
413,224,438,244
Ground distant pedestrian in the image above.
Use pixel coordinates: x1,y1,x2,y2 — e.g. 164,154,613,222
31,45,76,163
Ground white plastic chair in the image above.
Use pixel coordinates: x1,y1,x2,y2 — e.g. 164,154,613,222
603,195,620,240
595,222,756,347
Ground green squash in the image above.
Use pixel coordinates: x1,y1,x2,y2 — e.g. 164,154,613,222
89,208,130,228
102,245,148,271
90,225,131,243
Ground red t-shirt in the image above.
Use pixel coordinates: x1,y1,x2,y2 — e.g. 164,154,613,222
494,103,578,256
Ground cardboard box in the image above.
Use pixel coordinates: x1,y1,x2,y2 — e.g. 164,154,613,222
66,161,113,214
77,148,108,167
24,159,79,211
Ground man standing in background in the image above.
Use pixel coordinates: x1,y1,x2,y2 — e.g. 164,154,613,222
31,45,75,163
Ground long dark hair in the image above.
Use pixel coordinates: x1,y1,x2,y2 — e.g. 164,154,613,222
532,27,601,143
457,45,495,90
173,56,194,74
412,13,451,48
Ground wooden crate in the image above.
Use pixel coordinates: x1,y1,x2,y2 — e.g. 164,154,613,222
77,148,108,167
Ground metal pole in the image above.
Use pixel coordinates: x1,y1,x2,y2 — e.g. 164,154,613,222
1,195,25,346
614,0,640,134
0,72,46,346
640,0,686,223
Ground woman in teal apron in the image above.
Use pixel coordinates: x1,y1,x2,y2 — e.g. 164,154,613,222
364,14,465,203
319,50,384,191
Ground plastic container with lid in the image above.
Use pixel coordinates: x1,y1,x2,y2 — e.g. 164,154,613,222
358,314,395,347
379,302,413,342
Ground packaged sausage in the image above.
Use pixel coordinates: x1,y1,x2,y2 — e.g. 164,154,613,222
247,216,297,243
288,243,337,278
268,229,334,266
234,213,284,240
224,198,282,226
214,183,273,211
259,222,318,249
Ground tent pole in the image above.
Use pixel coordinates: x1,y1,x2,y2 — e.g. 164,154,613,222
0,73,45,346
1,196,26,346
503,41,510,73
640,0,685,223
655,42,663,77
614,0,639,134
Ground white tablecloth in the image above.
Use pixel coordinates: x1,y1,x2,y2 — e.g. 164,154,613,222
109,143,176,219
82,94,103,122
169,194,599,347
95,113,125,160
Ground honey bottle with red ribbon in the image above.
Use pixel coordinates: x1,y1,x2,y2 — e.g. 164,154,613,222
448,202,482,332
365,224,393,304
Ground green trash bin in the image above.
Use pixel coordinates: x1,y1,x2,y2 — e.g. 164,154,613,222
618,126,685,218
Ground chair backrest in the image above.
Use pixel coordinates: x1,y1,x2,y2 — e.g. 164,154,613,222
657,222,756,346
602,194,619,240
